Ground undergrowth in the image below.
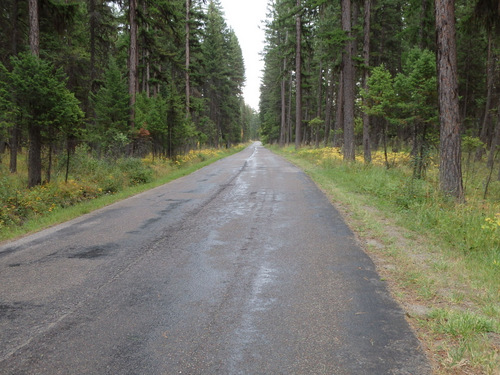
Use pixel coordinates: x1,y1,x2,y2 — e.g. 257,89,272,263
0,145,243,239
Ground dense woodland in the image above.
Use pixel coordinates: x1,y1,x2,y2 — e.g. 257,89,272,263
0,0,259,188
1,0,499,202
259,0,500,201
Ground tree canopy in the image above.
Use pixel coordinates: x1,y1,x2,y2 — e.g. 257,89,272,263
0,0,259,187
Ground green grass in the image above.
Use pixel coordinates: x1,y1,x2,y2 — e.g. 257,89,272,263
270,145,500,375
0,145,245,242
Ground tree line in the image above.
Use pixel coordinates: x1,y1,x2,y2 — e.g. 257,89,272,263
259,0,499,201
0,0,259,188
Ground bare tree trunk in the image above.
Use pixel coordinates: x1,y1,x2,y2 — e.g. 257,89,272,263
324,69,334,146
280,31,288,147
287,73,293,145
280,65,287,147
9,125,18,173
146,49,150,97
28,0,41,187
129,0,138,130
315,61,323,148
342,0,355,160
28,125,42,188
333,71,344,147
488,96,500,169
185,0,191,118
295,0,302,149
12,0,19,55
142,0,150,98
419,0,428,49
435,0,464,201
362,0,372,163
9,0,19,173
29,0,39,57
46,143,53,183
89,0,97,88
476,32,494,161
317,61,323,119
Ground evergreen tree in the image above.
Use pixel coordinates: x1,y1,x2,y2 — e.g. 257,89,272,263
202,0,244,147
8,53,83,187
91,58,131,156
435,0,464,201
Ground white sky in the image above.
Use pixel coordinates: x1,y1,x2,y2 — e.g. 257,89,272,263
218,0,268,110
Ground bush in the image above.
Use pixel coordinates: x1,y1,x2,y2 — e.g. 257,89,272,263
117,158,153,185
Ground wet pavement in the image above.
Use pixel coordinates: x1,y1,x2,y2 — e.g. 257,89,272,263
0,142,431,374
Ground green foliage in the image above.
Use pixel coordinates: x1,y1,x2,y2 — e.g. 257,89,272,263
117,157,153,185
9,53,83,134
200,2,245,147
394,48,438,126
309,117,324,129
0,63,15,138
462,136,485,153
91,58,130,155
428,309,499,338
135,92,167,135
0,145,244,234
362,64,395,119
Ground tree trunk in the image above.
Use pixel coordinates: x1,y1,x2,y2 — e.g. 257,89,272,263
28,0,41,187
280,31,288,147
295,0,302,149
317,61,323,119
476,32,494,161
89,0,96,88
12,0,19,55
145,49,150,97
435,0,464,201
324,69,334,146
9,125,18,173
287,72,293,145
333,71,344,147
419,0,428,49
342,0,355,160
488,96,500,169
362,0,372,163
10,0,19,172
142,0,150,98
28,125,42,188
185,0,191,118
46,143,52,183
280,59,287,147
129,0,138,130
29,0,39,57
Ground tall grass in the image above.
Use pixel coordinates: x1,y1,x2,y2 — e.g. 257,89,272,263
285,146,499,271
0,145,244,241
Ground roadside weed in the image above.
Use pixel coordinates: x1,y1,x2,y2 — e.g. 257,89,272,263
0,145,245,241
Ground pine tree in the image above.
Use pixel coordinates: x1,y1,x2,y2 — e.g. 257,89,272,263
92,58,131,156
9,53,83,187
435,0,464,201
341,0,355,160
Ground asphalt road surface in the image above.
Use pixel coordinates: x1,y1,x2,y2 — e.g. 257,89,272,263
0,143,431,374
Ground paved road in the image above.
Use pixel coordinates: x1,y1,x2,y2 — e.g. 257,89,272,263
0,143,431,374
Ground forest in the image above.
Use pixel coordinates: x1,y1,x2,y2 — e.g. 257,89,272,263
1,0,498,202
259,0,499,202
0,0,259,188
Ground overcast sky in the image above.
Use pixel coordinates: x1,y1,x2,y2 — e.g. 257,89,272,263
218,0,268,110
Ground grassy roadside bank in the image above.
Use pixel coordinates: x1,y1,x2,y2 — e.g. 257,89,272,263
0,145,246,243
269,145,499,375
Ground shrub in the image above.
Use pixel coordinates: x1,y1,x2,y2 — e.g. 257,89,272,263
117,158,153,185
